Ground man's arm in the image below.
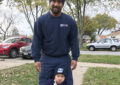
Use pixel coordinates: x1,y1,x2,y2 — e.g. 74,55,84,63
32,19,43,71
69,20,80,70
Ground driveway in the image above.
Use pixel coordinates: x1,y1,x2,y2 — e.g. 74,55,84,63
0,57,34,70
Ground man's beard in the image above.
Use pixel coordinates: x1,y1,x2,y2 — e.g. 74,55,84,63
51,6,61,15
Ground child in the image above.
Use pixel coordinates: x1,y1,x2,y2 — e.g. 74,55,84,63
43,67,66,85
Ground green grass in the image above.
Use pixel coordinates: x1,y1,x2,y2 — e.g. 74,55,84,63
80,43,88,51
78,55,120,64
0,63,39,85
83,67,120,85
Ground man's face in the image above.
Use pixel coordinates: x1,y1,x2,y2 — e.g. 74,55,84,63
50,0,63,15
55,74,65,84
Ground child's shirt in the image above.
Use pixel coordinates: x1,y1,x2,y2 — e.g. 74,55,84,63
43,79,66,85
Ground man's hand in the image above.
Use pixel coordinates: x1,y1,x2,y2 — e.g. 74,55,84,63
71,60,77,70
34,62,41,72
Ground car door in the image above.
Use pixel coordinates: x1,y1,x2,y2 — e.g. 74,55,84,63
102,39,112,48
95,39,105,48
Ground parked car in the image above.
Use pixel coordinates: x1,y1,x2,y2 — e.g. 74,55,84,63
19,43,32,59
0,36,32,58
86,38,120,51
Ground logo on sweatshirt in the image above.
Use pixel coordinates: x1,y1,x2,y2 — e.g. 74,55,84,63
60,24,68,28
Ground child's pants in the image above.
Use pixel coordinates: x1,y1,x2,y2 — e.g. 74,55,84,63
39,54,73,85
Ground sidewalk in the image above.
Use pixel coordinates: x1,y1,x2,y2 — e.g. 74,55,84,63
73,62,120,85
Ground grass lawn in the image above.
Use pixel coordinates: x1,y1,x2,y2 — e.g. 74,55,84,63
83,67,120,85
78,55,120,64
80,43,88,51
0,63,39,85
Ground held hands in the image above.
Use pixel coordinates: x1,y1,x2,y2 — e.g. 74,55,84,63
71,60,77,70
34,62,41,72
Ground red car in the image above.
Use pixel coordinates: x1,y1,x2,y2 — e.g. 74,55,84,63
0,36,32,58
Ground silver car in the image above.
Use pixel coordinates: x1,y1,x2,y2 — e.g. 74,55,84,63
86,38,120,51
19,43,32,59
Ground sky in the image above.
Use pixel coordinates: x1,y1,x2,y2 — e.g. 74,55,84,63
0,0,120,36
0,0,33,36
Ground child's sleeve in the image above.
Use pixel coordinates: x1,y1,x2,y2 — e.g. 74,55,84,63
43,79,53,85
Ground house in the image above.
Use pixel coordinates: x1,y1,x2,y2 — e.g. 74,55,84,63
82,35,91,43
107,30,120,40
95,35,107,41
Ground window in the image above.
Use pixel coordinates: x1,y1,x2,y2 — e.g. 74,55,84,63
98,39,105,43
26,38,32,43
20,38,31,43
105,39,112,43
113,39,119,43
3,38,19,43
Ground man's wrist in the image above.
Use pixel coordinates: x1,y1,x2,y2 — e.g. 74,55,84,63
34,57,40,62
72,56,78,61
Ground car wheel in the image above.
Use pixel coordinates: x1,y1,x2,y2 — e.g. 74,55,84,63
111,46,117,51
89,46,95,51
22,56,27,59
9,49,18,58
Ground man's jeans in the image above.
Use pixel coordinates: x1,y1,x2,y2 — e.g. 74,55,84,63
39,54,73,85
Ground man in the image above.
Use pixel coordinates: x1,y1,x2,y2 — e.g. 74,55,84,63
32,0,80,85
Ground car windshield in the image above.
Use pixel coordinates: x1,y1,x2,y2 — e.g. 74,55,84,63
3,38,19,43
113,39,119,43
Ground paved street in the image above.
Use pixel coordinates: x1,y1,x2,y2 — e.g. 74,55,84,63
80,51,120,56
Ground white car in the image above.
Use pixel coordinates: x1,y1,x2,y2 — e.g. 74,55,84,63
86,38,120,51
19,43,32,59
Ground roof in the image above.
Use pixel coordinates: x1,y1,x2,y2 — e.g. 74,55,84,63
97,35,107,39
83,35,91,39
108,30,120,36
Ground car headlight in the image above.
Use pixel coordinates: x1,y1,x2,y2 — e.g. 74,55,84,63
2,45,9,48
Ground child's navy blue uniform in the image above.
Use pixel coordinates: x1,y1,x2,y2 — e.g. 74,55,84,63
43,79,66,85
32,12,80,85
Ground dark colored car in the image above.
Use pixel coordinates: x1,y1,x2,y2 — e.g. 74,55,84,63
19,43,32,59
0,36,32,58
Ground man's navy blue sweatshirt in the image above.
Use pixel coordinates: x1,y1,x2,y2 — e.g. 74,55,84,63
32,12,80,62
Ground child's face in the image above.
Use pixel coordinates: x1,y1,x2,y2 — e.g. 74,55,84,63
55,74,65,84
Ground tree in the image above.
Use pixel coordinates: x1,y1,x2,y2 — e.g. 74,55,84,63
83,16,97,41
93,13,118,35
0,14,15,40
84,16,96,35
0,0,3,4
11,27,19,36
8,0,48,33
65,0,98,47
